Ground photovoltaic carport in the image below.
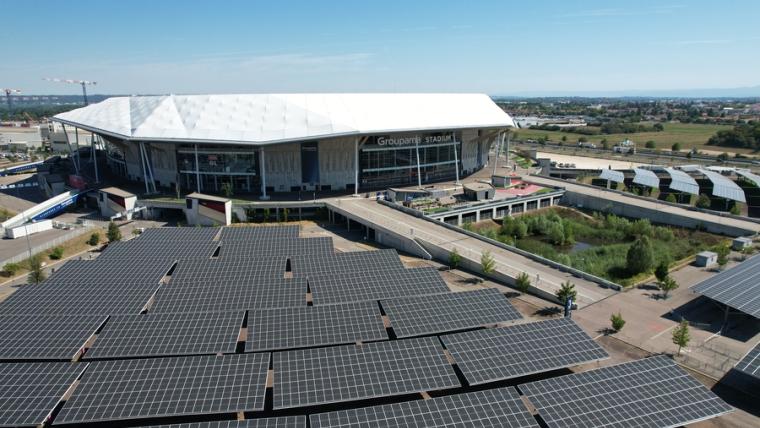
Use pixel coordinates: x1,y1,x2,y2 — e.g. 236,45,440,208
599,168,624,188
699,168,746,203
632,167,660,189
665,167,700,195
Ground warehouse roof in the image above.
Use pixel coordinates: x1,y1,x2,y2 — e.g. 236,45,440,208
53,93,515,146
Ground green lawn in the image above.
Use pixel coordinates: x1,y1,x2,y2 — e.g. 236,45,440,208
471,207,727,286
513,122,744,153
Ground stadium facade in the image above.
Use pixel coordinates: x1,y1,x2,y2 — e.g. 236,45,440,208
53,93,515,196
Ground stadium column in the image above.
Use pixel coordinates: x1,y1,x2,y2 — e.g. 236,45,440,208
415,140,423,189
194,144,201,192
60,123,80,175
260,148,269,200
492,131,504,178
354,137,359,196
452,132,460,185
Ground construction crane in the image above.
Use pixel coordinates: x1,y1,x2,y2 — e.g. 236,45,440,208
43,78,96,105
2,88,21,110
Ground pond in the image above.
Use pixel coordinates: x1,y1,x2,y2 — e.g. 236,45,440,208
570,241,594,253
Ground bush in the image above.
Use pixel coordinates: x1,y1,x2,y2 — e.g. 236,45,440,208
654,261,669,283
555,281,577,304
610,312,626,332
448,248,461,269
665,193,677,203
481,250,496,274
2,262,20,277
696,194,711,209
626,236,654,274
87,233,100,246
515,272,531,293
671,142,682,152
107,221,122,242
49,247,64,260
28,255,45,284
729,204,741,216
645,140,656,149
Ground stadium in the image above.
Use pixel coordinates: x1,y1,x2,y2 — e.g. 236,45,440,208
52,93,515,196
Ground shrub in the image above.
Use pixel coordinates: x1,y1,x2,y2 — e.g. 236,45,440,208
654,261,669,283
610,312,626,332
665,193,677,203
659,276,679,299
28,255,45,284
87,232,100,246
672,320,690,355
107,221,122,242
2,262,20,277
645,141,656,149
729,204,741,216
49,247,64,260
480,250,496,274
696,194,711,209
448,248,461,269
672,142,682,152
555,281,577,304
515,272,531,293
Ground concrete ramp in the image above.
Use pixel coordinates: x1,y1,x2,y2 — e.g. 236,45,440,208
327,197,616,308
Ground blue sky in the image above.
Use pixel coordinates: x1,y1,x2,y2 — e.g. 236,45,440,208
3,0,760,95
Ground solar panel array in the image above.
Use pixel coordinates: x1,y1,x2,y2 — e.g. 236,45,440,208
692,253,760,318
381,288,522,337
442,318,609,385
151,277,308,313
0,362,85,427
735,342,760,380
311,387,538,428
273,337,460,409
85,311,244,359
247,301,387,351
0,225,734,427
149,417,306,428
0,314,106,360
57,354,270,424
220,225,300,241
520,355,733,428
309,267,449,305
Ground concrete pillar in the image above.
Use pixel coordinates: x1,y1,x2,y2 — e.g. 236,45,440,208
260,148,269,200
194,144,201,192
457,214,463,226
475,210,481,222
452,132,460,185
347,216,350,231
354,138,360,195
415,141,423,189
524,202,528,212
492,207,497,219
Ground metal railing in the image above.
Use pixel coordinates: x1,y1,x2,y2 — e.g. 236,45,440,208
1,226,93,267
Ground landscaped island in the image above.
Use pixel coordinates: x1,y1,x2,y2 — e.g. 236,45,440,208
467,207,730,286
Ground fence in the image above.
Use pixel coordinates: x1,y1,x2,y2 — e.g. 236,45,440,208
1,226,93,267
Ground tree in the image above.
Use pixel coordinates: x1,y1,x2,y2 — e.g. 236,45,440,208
601,139,609,150
87,232,100,246
665,193,677,203
561,135,567,142
28,255,45,284
645,140,656,149
659,276,679,299
220,182,234,198
515,272,531,293
654,261,669,283
717,152,729,162
626,236,654,275
610,312,626,332
653,123,664,132
263,208,271,222
555,281,577,304
672,320,690,356
671,142,682,152
696,194,711,209
448,248,461,269
107,221,122,242
729,204,741,216
481,250,496,274
716,245,730,269
546,221,565,245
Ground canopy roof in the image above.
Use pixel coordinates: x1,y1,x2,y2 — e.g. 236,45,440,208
735,169,760,188
599,168,624,183
699,169,746,203
633,168,660,188
665,167,700,195
53,93,515,146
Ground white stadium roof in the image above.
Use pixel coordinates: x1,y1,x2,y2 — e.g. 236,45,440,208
53,93,515,146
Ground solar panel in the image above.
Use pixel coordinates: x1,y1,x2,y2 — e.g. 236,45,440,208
44,257,175,287
0,283,159,315
311,387,538,428
599,168,624,183
290,249,403,277
381,289,522,337
441,318,608,385
219,237,334,258
220,225,300,242
310,267,449,305
633,167,660,188
519,355,733,428
665,167,700,195
96,240,220,263
57,353,270,424
0,314,106,360
169,257,288,287
247,301,387,352
145,417,307,428
139,226,221,242
700,168,746,203
272,336,460,409
85,311,244,359
691,254,760,318
735,342,760,380
150,278,307,313
0,362,85,427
